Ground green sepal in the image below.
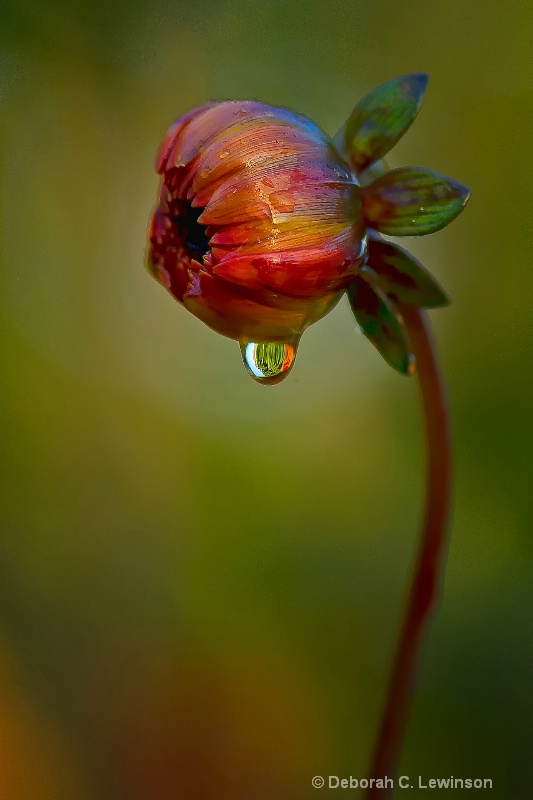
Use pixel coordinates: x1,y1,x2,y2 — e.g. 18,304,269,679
365,237,450,307
349,272,415,375
337,74,428,174
362,167,471,236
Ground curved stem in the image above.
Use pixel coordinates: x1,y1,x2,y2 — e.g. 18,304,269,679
365,306,453,799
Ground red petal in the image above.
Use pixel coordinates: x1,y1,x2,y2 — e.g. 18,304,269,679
182,270,308,341
155,104,217,174
212,236,364,298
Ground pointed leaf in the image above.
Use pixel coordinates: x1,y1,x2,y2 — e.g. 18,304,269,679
339,74,428,174
365,237,450,307
349,273,415,375
362,167,471,235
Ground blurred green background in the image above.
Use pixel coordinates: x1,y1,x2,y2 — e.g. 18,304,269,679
0,1,531,798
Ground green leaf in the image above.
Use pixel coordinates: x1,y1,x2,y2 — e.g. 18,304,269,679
338,74,428,174
349,273,415,375
362,167,471,236
364,237,450,307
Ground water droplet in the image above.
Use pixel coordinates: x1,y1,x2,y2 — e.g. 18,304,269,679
270,190,295,213
240,340,299,385
219,149,230,159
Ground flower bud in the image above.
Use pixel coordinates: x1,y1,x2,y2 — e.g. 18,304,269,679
147,77,470,382
148,102,365,354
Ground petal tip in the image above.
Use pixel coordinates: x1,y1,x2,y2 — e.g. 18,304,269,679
405,354,417,376
458,182,472,204
398,72,429,103
409,72,429,91
431,289,452,308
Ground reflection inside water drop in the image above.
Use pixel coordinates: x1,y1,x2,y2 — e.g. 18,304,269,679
240,340,299,384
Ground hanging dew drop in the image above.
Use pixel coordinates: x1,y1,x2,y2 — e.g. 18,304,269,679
240,340,299,384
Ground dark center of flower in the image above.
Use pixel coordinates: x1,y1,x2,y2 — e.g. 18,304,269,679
175,202,210,261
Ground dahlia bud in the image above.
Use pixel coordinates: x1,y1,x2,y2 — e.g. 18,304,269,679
147,76,470,383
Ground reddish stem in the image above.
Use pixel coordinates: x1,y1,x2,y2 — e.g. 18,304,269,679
365,306,452,799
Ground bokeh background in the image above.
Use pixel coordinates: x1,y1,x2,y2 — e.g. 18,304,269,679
1,1,531,798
